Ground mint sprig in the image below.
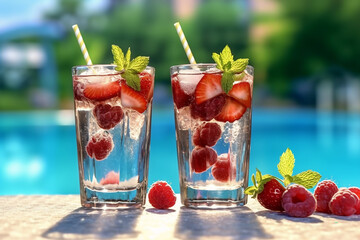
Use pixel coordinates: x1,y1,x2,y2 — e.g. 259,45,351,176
212,45,249,93
245,148,322,197
111,44,149,91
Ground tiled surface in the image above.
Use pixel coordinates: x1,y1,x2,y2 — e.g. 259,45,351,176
0,195,359,239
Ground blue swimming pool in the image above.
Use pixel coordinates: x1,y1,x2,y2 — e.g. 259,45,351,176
0,107,359,195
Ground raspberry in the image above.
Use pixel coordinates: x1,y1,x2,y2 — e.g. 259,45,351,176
171,77,193,109
86,131,114,161
211,153,236,182
349,187,360,214
282,184,316,217
257,179,285,211
314,180,338,213
100,171,119,185
93,103,124,130
73,79,85,101
193,122,222,147
148,181,176,209
190,146,218,173
329,189,359,216
190,94,226,121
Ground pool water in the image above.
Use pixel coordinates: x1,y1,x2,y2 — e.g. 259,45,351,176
0,108,359,195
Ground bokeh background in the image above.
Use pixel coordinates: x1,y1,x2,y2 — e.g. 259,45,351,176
1,0,359,195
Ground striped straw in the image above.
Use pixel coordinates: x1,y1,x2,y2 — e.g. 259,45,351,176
174,22,196,64
72,24,93,65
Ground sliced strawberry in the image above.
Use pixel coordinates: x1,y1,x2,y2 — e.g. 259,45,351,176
121,83,147,113
195,73,223,104
139,72,154,101
83,81,121,101
171,76,194,109
215,97,247,123
228,82,252,108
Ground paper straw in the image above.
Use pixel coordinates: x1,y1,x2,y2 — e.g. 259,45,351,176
174,22,196,64
72,24,93,65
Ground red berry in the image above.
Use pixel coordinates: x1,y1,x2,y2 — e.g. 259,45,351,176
73,79,85,101
329,189,359,216
121,82,148,113
215,96,247,123
314,180,338,213
83,81,121,101
228,81,252,108
86,131,114,161
100,171,119,185
211,153,236,182
348,187,360,214
195,73,223,104
193,122,222,147
139,72,154,101
171,76,193,109
148,181,176,209
190,146,217,173
281,184,317,218
257,179,285,211
93,103,124,130
190,94,226,121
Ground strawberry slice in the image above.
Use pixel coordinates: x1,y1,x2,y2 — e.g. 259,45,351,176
228,82,252,108
83,81,121,101
215,96,247,123
195,73,223,104
121,83,147,113
139,72,154,101
172,76,194,109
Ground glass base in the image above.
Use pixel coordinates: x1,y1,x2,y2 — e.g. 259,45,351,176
80,183,147,209
181,185,247,209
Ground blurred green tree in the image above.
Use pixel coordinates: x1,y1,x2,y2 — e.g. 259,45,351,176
265,0,360,96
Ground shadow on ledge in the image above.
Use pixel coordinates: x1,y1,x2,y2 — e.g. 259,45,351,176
42,207,142,239
174,206,272,239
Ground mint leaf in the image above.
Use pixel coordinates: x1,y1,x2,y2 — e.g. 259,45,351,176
212,53,223,71
220,45,233,66
223,61,232,72
128,56,149,73
229,58,249,73
125,47,131,68
292,170,322,189
111,45,150,91
121,71,140,91
112,45,125,70
221,72,234,94
277,148,295,178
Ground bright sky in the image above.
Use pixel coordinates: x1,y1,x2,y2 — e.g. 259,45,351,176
0,0,106,31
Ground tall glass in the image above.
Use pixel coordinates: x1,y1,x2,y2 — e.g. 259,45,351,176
72,64,154,209
170,64,253,209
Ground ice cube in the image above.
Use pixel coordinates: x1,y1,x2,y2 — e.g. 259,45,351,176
178,74,204,95
128,110,145,140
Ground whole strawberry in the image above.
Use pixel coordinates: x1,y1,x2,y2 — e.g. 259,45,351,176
245,170,285,211
245,148,321,215
257,179,285,211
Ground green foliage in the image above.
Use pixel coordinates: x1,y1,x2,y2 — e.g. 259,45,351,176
263,0,360,95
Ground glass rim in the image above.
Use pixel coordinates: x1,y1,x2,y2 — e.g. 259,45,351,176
72,64,154,72
170,63,253,72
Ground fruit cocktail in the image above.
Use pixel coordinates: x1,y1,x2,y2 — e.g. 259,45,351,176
170,46,253,208
72,46,154,209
